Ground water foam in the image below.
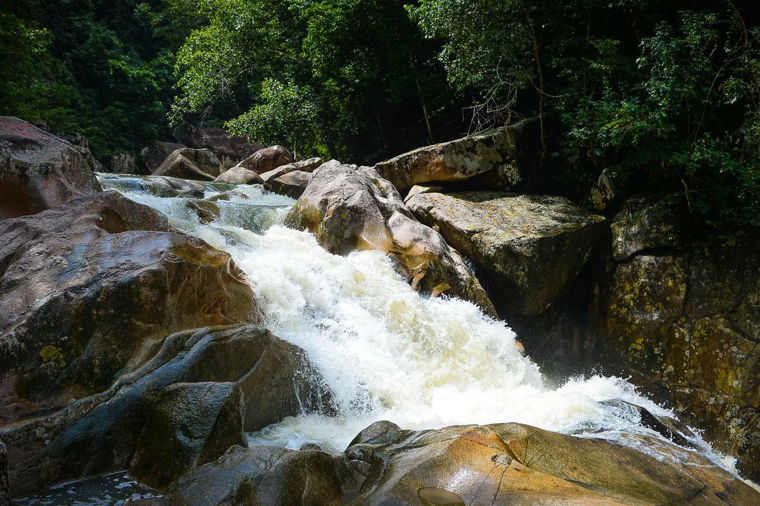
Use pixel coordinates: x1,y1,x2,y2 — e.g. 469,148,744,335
100,175,738,473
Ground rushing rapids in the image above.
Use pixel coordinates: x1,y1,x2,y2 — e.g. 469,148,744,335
97,173,741,476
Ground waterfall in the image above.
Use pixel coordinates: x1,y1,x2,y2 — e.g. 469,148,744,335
98,174,738,474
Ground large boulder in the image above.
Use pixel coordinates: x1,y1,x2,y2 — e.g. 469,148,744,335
152,147,222,180
236,145,293,174
0,116,102,219
259,157,323,182
214,165,263,185
167,445,356,506
407,191,606,316
108,153,138,174
595,202,760,481
141,142,185,173
129,381,247,489
177,125,261,168
374,120,533,193
265,170,312,199
168,421,758,505
0,191,255,423
344,422,757,505
610,194,683,261
0,324,330,496
285,160,496,315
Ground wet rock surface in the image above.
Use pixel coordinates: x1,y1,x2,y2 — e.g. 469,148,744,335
0,191,255,423
407,191,606,316
1,324,329,496
168,421,759,505
285,160,496,315
129,381,247,488
0,116,102,219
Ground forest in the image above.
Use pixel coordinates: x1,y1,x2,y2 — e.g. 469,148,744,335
1,0,758,230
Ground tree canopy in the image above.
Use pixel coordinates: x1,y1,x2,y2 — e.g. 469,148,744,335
1,0,757,229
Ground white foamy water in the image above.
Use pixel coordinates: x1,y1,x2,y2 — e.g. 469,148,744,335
98,174,740,475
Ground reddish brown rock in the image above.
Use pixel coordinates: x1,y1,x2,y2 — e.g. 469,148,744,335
0,191,255,423
0,116,102,219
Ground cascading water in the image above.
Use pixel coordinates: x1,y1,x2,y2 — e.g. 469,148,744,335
98,173,740,475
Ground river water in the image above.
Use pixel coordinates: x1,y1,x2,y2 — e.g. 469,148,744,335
97,174,738,473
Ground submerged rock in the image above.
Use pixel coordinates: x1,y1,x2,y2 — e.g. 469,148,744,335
168,421,758,505
0,116,102,219
130,381,247,489
407,191,606,316
1,324,330,496
152,147,222,181
285,160,496,315
374,120,532,193
0,191,255,423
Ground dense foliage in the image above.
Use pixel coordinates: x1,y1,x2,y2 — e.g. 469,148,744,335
0,0,174,158
1,0,757,228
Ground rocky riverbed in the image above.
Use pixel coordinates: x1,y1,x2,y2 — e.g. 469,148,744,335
1,116,758,504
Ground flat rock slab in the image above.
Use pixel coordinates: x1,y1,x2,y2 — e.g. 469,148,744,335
374,120,532,192
407,191,606,316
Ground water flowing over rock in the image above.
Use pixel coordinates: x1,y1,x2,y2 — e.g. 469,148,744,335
0,191,255,423
374,120,533,193
0,324,329,496
152,147,223,180
285,160,496,315
407,191,606,316
167,421,757,505
594,194,760,481
0,116,102,219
